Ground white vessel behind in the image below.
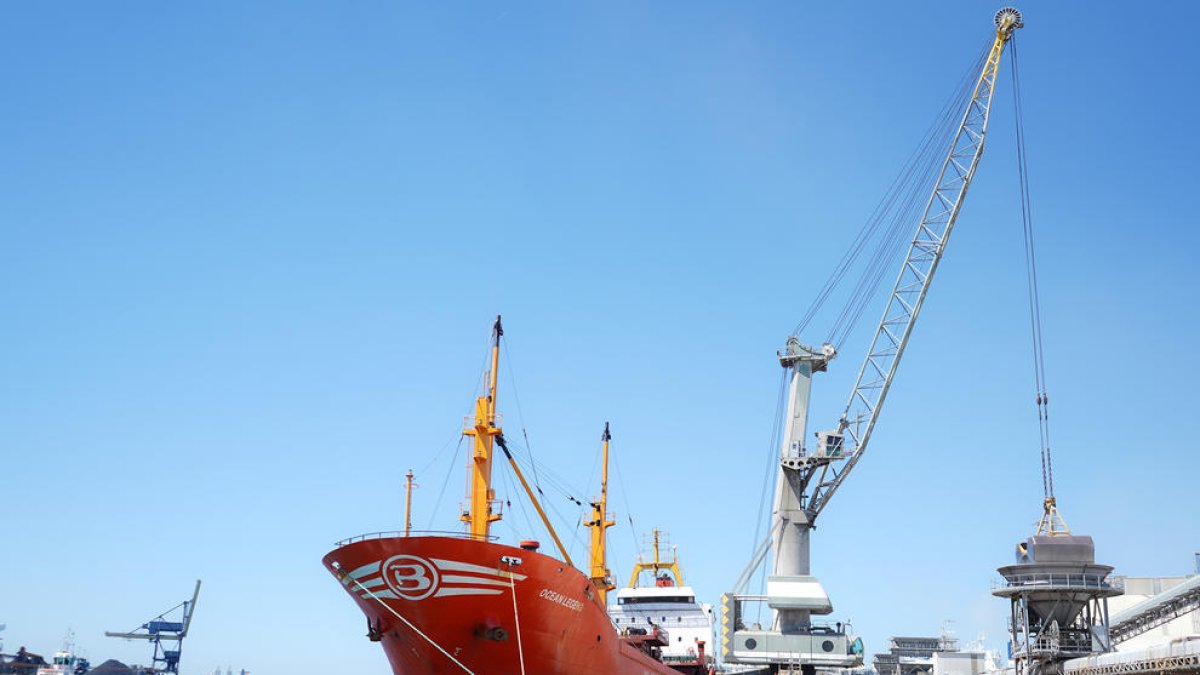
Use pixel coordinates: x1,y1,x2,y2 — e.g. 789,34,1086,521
609,530,716,674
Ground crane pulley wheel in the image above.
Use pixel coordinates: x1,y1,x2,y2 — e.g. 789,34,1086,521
995,7,1024,34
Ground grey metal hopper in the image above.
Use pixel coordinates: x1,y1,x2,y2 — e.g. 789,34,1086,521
995,536,1122,628
1017,535,1097,564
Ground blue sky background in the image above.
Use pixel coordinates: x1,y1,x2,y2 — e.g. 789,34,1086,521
3,2,1197,673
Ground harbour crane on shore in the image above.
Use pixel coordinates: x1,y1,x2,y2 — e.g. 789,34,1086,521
105,580,201,674
723,8,1025,673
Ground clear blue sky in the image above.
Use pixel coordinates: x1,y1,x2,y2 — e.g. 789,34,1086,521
3,2,1197,673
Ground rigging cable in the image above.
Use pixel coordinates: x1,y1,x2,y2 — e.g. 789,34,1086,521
609,434,643,561
500,454,539,539
506,562,527,675
337,568,476,674
426,437,465,530
505,440,589,520
500,434,587,506
750,370,789,626
438,330,499,530
790,45,990,346
501,335,546,496
505,444,590,559
827,44,992,348
419,326,495,530
750,368,789,565
415,426,465,477
1010,35,1055,501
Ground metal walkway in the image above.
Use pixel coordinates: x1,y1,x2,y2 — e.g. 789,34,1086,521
1063,637,1200,675
1110,575,1200,645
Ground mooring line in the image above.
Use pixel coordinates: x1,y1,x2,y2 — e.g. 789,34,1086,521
506,564,527,675
335,565,477,675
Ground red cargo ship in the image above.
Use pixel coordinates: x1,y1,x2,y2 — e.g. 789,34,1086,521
323,317,688,674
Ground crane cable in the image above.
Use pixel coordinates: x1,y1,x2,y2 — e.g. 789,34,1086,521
789,45,991,347
825,48,986,348
1010,36,1055,502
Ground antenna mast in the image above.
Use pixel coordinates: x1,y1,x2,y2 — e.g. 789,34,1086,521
462,316,504,539
586,422,617,604
404,469,417,537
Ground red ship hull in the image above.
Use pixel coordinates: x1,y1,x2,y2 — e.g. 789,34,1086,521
323,535,679,675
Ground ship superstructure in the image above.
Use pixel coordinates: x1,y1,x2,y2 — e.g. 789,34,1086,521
872,634,960,675
40,631,87,675
609,531,716,674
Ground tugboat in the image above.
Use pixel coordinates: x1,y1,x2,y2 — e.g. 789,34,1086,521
322,317,682,674
0,631,89,675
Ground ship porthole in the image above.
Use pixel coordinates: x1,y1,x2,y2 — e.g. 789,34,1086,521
745,638,757,650
822,640,835,653
596,635,601,642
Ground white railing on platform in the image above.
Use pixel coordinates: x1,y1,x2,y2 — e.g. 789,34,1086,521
333,530,495,547
995,573,1124,592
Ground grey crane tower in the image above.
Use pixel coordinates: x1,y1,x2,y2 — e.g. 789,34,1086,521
721,7,1024,673
994,536,1122,675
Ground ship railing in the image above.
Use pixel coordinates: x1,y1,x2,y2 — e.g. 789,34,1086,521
662,654,708,664
459,499,506,523
993,573,1124,592
1016,631,1094,656
462,414,503,431
1029,635,1061,655
333,530,497,547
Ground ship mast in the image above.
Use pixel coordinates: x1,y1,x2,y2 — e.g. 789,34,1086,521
462,315,504,539
628,528,685,588
587,422,617,604
461,316,576,567
404,469,416,537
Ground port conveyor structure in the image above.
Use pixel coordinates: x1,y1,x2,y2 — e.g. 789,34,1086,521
1109,574,1200,646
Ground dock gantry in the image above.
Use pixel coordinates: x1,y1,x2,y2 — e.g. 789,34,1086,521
105,580,201,674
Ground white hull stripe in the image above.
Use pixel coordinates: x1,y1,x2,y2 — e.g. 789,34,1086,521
354,577,386,590
434,588,503,598
431,558,527,581
343,561,382,585
359,590,398,600
343,554,526,601
440,574,511,588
